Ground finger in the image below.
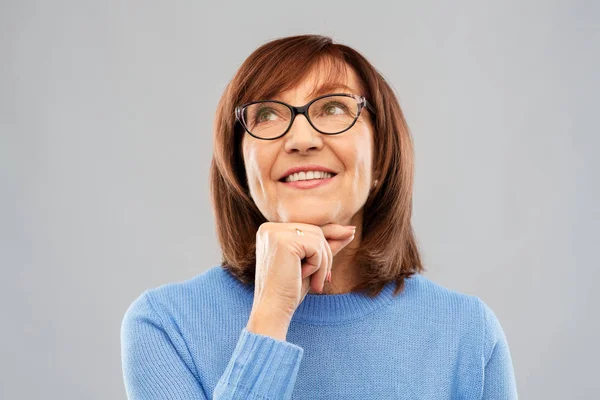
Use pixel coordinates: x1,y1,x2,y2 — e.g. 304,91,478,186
289,222,326,236
324,238,333,285
311,241,329,293
327,234,356,256
291,233,322,280
292,234,327,294
319,223,356,240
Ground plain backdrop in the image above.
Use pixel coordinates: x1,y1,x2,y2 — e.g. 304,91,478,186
1,0,598,399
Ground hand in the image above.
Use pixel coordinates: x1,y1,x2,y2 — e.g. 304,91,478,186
247,222,356,338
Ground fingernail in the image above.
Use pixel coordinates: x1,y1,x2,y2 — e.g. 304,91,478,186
344,226,356,233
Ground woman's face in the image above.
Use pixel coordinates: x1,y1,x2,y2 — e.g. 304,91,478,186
241,65,375,227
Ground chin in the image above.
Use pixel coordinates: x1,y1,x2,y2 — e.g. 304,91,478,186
277,209,339,226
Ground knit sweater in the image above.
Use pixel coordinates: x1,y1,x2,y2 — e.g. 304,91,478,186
121,265,518,399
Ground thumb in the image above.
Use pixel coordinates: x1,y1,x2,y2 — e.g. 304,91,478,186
320,224,356,256
327,235,356,256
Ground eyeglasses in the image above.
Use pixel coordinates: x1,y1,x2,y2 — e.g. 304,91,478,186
234,93,376,140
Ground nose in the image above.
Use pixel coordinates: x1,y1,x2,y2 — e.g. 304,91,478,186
283,113,324,154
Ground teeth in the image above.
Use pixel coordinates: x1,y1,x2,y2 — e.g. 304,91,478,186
285,171,333,182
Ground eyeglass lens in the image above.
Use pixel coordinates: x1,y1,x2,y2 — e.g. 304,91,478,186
242,95,359,139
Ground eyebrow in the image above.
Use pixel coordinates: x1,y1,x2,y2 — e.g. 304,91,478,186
271,83,360,102
311,83,358,97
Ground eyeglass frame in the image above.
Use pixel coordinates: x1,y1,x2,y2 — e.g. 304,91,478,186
234,93,376,141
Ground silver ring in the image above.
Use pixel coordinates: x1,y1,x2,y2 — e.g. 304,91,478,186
295,228,304,236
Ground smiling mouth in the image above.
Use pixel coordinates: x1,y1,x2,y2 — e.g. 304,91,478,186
277,173,338,190
278,173,338,183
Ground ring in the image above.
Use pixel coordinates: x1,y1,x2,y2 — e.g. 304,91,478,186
295,228,304,236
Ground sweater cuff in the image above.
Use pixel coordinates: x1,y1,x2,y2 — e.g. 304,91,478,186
215,327,304,399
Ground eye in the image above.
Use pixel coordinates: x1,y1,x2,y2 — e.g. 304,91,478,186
321,102,349,116
255,107,281,123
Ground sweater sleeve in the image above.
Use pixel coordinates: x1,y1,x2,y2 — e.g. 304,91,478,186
479,298,518,400
213,327,304,399
121,290,304,399
121,290,209,399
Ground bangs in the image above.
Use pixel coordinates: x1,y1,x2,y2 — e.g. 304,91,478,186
239,52,358,104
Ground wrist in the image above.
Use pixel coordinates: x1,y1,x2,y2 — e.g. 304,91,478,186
246,304,292,341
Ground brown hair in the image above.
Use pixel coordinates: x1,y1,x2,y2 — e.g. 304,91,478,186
210,34,425,298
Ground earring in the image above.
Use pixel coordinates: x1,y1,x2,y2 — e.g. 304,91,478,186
373,179,378,188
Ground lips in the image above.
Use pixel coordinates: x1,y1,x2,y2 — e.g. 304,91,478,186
278,164,337,181
280,173,336,189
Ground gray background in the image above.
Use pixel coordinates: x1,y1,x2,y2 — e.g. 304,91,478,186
1,0,598,399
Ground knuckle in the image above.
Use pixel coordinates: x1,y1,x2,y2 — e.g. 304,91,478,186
259,222,275,232
257,222,280,239
256,222,269,236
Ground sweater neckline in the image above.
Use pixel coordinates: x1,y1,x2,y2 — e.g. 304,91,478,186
218,265,418,325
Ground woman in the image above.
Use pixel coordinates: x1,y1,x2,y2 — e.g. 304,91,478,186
121,34,518,399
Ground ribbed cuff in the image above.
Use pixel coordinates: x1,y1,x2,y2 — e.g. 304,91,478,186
215,327,304,399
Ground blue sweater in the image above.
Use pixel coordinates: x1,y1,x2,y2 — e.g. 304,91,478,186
121,265,518,399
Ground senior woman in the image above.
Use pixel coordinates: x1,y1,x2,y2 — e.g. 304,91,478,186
121,34,518,399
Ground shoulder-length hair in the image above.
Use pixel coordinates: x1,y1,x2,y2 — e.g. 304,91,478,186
210,34,424,298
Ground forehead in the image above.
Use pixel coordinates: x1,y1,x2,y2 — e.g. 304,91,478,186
272,63,364,102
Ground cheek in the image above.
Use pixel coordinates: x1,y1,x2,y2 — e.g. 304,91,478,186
243,148,259,183
346,130,373,178
242,143,274,188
